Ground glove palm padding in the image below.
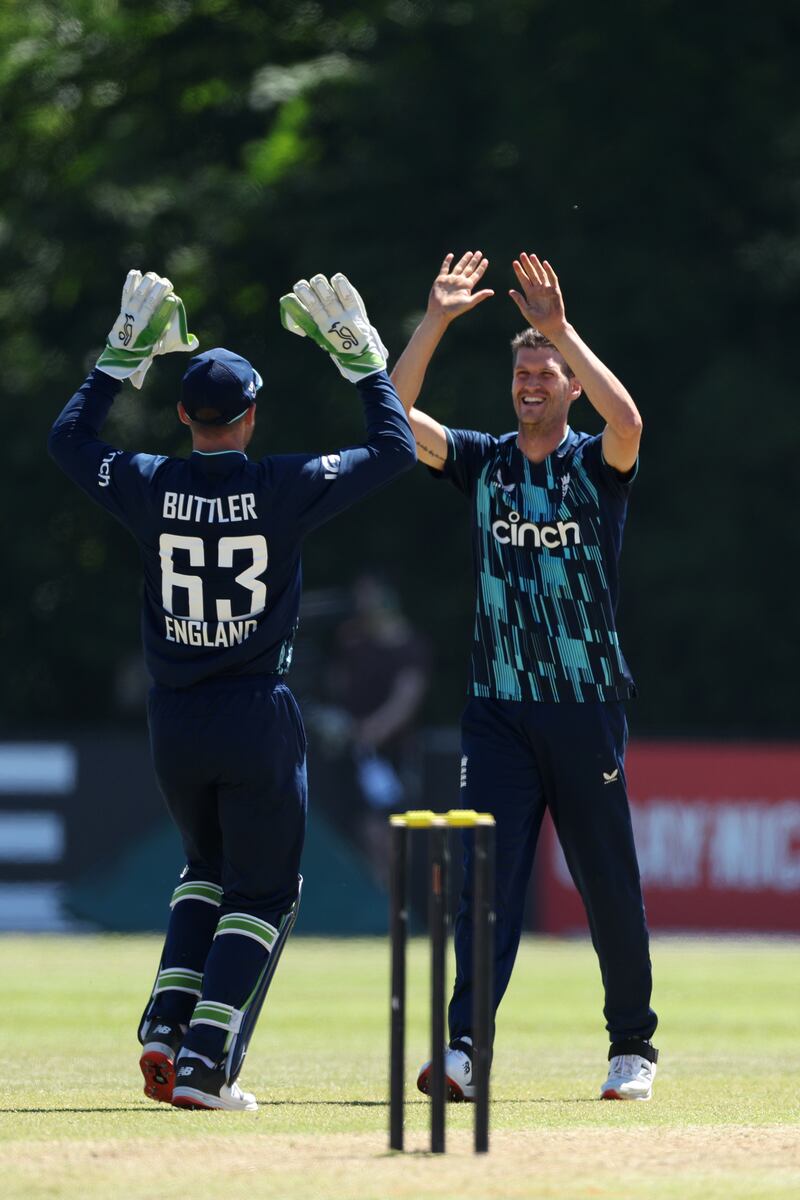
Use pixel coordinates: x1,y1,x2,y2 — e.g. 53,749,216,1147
97,270,198,389
279,273,387,382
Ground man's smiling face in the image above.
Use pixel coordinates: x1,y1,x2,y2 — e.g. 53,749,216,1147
511,346,582,433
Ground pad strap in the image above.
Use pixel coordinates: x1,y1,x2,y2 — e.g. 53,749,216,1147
190,1001,243,1035
153,966,203,997
214,912,279,952
608,1038,659,1063
170,880,223,908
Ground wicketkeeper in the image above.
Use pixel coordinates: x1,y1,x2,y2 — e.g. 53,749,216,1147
49,269,415,1110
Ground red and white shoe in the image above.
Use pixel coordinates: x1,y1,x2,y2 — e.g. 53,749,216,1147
139,1020,183,1104
416,1037,475,1102
601,1052,657,1100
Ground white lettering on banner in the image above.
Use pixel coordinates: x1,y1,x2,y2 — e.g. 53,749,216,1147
551,799,800,892
636,801,709,886
710,802,800,892
710,805,764,889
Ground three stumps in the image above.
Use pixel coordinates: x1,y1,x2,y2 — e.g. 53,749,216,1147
389,809,496,1154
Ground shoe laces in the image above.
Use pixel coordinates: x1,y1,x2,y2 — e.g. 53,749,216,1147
610,1054,649,1080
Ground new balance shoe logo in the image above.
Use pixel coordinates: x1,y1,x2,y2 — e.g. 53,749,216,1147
603,769,619,784
177,1066,194,1078
153,1025,172,1035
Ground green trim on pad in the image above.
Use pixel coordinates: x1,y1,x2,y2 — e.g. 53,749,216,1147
215,913,278,949
155,967,203,996
170,881,223,908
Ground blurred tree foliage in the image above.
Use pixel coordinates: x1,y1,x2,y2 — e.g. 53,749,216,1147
1,0,797,736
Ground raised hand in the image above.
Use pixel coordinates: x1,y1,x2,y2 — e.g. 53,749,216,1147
428,251,494,324
97,270,198,390
509,253,567,338
279,272,388,383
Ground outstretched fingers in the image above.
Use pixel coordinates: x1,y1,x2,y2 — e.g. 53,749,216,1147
439,249,490,283
542,260,559,287
466,252,489,282
513,252,558,297
451,250,491,291
512,258,535,295
452,250,475,275
520,252,547,285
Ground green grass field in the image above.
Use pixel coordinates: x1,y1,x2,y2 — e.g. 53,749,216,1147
1,935,798,1199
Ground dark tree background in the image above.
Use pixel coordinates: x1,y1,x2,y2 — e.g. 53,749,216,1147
2,0,797,736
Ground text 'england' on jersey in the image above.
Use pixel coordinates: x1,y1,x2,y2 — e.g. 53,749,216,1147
434,425,637,704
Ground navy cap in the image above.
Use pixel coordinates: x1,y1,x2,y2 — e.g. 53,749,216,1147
181,348,263,425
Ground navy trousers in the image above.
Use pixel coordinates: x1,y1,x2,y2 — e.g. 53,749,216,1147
148,674,307,923
146,674,306,1058
449,696,657,1044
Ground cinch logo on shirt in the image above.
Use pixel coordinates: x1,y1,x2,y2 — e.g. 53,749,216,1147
492,511,581,549
97,449,123,488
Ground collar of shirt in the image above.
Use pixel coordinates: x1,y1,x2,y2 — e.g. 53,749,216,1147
497,426,577,480
554,426,577,457
190,449,248,475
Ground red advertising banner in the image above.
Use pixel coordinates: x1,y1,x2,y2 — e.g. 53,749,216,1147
536,741,800,933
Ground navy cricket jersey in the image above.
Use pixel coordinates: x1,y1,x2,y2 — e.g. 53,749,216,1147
48,368,416,688
434,426,637,703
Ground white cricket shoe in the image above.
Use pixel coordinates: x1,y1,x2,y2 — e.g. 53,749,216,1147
416,1037,475,1102
601,1053,657,1100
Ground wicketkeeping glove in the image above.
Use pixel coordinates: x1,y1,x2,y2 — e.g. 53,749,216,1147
97,270,199,389
279,272,388,382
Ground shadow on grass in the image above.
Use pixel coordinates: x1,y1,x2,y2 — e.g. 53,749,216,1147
0,1107,172,1114
264,1098,597,1107
0,1097,597,1114
1,1100,388,1113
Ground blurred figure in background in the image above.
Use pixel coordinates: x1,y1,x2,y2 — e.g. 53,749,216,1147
311,573,430,883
